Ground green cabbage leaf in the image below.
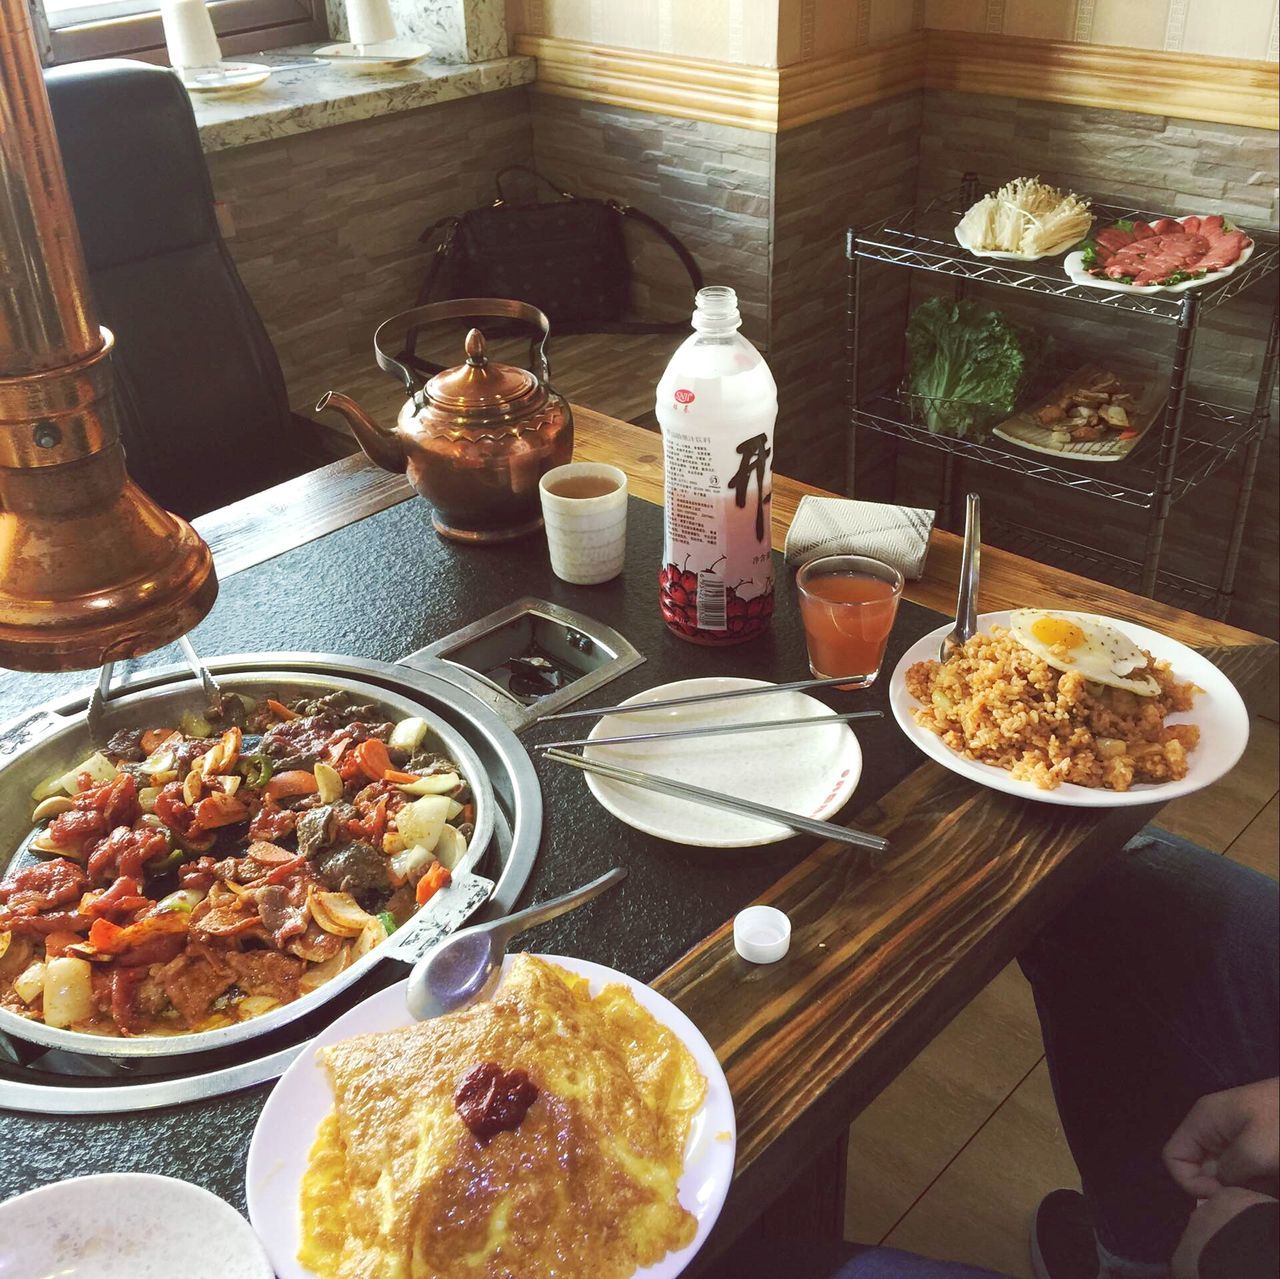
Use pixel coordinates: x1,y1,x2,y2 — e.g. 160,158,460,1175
906,298,1041,439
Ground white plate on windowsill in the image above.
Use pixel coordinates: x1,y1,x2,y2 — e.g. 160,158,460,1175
582,676,863,847
314,41,430,72
180,62,272,94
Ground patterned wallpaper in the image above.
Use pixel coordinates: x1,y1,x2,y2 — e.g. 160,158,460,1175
925,0,1280,61
506,0,1280,64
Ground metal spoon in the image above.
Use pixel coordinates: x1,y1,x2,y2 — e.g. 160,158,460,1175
940,492,981,663
405,867,628,1021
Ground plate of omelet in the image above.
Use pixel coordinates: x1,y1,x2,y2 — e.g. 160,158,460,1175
246,952,736,1279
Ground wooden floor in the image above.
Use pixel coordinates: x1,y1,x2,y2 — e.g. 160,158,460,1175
844,712,1279,1275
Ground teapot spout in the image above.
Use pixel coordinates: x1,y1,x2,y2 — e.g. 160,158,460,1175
316,390,405,473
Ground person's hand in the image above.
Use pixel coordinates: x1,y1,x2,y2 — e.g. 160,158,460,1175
1164,1079,1280,1197
1171,1186,1276,1279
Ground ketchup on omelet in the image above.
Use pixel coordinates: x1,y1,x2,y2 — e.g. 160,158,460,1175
454,1061,539,1144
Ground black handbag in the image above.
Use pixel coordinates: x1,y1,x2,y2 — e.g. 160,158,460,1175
400,165,702,376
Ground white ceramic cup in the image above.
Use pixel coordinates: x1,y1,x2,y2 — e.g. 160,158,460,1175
539,462,628,585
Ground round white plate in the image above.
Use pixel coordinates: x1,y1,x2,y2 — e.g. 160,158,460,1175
314,41,429,72
247,955,736,1279
584,677,863,847
1063,238,1255,294
0,1173,272,1279
954,219,1084,261
889,611,1249,808
181,62,272,94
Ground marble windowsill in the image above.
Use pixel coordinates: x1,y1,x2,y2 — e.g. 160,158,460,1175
190,45,535,153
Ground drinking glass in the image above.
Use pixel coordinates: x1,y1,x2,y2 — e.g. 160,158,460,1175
796,554,903,689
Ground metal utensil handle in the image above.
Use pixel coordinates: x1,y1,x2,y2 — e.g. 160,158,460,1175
546,750,889,855
373,297,553,396
536,673,873,723
177,634,224,708
955,492,981,644
492,866,628,944
539,708,883,750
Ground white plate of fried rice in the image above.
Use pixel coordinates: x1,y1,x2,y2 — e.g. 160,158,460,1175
889,611,1249,806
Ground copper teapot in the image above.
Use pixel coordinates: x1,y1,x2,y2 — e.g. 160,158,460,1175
318,299,573,542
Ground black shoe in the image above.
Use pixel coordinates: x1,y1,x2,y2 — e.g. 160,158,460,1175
1031,1189,1099,1279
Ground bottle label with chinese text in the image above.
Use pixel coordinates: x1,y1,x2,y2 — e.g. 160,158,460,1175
658,419,774,645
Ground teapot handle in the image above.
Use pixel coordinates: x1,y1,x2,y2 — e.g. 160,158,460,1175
373,298,552,397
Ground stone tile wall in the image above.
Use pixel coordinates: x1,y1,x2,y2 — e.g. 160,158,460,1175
527,95,774,342
771,92,921,482
205,87,532,413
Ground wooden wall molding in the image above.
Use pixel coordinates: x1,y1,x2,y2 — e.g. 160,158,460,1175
926,31,1280,132
512,35,779,131
777,33,924,130
514,30,1279,134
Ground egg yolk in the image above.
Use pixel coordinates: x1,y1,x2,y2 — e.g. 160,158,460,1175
1030,617,1087,651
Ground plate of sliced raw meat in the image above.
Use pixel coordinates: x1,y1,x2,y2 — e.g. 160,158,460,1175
1064,214,1254,293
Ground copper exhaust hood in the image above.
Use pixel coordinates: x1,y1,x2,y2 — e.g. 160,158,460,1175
0,0,216,672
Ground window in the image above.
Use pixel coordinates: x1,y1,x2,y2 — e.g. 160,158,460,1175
43,0,327,65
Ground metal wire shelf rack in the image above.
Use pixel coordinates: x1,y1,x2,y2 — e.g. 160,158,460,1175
852,186,1280,321
852,393,1260,510
985,517,1220,614
846,173,1280,616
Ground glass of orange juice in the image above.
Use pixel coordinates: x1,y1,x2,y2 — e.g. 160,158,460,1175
796,555,903,689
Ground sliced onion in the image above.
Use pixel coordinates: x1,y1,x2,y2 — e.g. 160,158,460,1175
14,960,46,1005
314,761,343,804
43,956,94,1029
299,946,352,994
309,889,375,938
31,795,74,823
235,995,280,1019
433,823,467,871
352,918,387,960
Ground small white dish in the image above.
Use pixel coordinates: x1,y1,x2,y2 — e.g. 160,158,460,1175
734,906,791,963
314,41,430,71
889,610,1250,808
1063,239,1255,294
584,677,863,847
954,219,1083,262
0,1172,272,1279
246,954,736,1279
180,62,272,94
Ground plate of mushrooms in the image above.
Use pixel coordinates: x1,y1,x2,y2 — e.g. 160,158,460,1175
993,366,1167,463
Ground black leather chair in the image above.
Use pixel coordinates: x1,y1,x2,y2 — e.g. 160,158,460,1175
45,59,333,519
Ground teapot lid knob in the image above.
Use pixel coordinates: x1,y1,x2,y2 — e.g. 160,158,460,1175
464,328,487,367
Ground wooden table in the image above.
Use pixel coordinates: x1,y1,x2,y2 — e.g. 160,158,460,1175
184,406,1277,1260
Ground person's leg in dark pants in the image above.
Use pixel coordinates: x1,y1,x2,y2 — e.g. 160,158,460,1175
1020,831,1279,1275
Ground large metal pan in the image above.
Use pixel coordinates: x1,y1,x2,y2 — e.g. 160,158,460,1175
0,671,495,1058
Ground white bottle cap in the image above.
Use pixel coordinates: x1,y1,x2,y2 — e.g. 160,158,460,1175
733,905,791,964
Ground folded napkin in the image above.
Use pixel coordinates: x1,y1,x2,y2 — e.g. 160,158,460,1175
784,496,935,580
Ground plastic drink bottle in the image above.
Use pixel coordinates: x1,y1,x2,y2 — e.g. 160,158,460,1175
656,285,778,645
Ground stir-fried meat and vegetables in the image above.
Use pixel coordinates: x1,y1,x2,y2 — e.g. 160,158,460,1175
0,692,471,1037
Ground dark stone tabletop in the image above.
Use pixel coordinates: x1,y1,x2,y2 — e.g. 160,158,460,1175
0,494,943,1216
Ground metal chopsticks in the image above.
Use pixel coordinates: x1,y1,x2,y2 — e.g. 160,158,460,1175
537,708,882,751
535,673,871,723
543,748,889,855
